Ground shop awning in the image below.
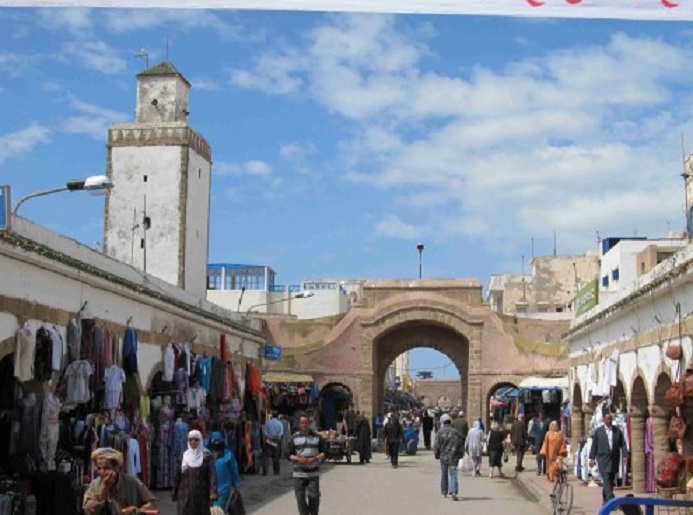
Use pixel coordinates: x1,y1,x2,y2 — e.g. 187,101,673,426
262,372,314,383
518,376,568,390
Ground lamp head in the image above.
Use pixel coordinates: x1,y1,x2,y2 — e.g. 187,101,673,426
416,243,425,252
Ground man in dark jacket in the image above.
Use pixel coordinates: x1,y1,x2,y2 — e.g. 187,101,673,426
421,410,434,450
530,411,548,475
382,413,404,468
510,414,528,472
450,410,470,448
589,413,629,505
434,414,465,501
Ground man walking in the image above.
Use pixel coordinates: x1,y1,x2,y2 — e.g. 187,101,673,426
510,414,528,472
263,411,284,476
421,409,434,450
288,416,327,515
589,412,629,505
451,410,469,447
433,414,465,501
530,411,548,475
382,413,404,468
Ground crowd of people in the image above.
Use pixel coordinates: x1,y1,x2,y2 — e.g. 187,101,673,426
79,405,581,514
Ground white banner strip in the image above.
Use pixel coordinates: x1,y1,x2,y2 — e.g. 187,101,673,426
1,0,692,21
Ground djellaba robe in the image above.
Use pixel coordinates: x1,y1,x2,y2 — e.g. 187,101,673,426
173,448,217,515
540,430,568,481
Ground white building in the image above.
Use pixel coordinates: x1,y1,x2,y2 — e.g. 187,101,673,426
104,61,211,299
565,235,693,494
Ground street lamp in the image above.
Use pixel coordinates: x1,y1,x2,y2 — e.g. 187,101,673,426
416,243,425,279
245,291,315,317
13,175,114,214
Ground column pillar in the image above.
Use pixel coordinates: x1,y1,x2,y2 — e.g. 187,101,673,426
571,409,584,447
629,405,646,494
651,406,670,469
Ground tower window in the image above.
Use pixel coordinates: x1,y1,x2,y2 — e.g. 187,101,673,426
143,175,148,182
198,168,201,179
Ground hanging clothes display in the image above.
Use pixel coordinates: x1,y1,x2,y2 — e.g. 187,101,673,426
104,365,126,410
39,391,62,471
14,324,34,383
123,328,138,375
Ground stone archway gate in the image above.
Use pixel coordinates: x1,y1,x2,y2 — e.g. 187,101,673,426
262,279,569,423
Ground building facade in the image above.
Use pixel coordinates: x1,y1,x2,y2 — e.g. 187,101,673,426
565,236,693,494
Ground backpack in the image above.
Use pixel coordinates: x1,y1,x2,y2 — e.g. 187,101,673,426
656,452,684,488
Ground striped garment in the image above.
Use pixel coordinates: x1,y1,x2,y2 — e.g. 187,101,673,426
287,430,326,478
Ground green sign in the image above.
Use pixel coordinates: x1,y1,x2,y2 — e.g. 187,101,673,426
575,279,598,316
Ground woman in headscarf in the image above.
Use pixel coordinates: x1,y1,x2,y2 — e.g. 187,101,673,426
172,429,218,515
209,432,241,512
540,420,567,482
464,420,485,477
355,411,372,464
487,421,506,478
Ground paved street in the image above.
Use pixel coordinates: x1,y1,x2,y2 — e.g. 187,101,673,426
155,447,547,514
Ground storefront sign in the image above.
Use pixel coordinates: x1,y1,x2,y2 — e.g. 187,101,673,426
264,345,282,361
6,0,693,21
575,279,599,316
0,186,9,232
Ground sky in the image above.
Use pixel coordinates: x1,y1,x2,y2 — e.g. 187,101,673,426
2,8,693,377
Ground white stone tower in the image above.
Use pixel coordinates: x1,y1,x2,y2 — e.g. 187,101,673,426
103,61,211,298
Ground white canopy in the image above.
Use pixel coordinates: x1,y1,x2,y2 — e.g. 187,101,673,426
518,376,568,390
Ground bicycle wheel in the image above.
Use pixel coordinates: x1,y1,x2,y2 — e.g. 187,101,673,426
556,482,573,514
550,480,563,515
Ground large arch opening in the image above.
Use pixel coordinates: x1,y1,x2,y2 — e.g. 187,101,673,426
373,321,469,417
318,382,353,431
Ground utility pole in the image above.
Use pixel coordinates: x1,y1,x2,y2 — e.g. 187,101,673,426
417,243,425,279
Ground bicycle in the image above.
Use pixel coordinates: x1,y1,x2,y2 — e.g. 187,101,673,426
549,458,573,515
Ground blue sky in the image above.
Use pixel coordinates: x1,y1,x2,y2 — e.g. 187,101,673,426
2,8,693,377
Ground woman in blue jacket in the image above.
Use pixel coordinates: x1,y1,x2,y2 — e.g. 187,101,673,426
209,432,241,511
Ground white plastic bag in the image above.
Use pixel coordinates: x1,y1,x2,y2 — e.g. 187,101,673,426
458,454,474,473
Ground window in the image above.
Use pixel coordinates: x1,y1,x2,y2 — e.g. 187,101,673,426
143,175,148,182
611,268,619,281
555,306,564,313
602,276,609,287
515,304,528,314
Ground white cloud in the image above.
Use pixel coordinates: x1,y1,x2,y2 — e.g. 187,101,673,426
0,123,52,165
37,8,94,35
62,40,126,75
190,77,220,91
215,160,273,176
61,94,129,140
374,214,420,239
102,9,241,39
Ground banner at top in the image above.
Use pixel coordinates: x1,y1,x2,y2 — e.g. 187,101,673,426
2,0,693,21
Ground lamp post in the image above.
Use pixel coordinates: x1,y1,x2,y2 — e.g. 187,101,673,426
245,291,315,317
416,243,425,279
13,175,114,214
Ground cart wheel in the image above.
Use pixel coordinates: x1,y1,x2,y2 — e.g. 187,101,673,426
406,439,417,455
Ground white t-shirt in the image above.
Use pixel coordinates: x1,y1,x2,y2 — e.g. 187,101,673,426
65,360,94,404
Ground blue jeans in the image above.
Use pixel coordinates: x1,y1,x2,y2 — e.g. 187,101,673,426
440,461,459,495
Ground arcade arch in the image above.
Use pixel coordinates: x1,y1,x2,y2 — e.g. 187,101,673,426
318,382,352,431
372,321,469,417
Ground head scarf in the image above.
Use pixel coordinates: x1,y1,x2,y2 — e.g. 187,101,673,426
182,430,205,471
91,447,123,466
549,420,559,432
471,420,482,432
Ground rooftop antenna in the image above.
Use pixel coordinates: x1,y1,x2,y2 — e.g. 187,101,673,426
531,237,534,260
553,230,557,256
135,48,149,70
165,37,170,61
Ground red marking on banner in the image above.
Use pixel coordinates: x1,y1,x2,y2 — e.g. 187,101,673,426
526,0,545,6
661,0,679,7
565,0,583,4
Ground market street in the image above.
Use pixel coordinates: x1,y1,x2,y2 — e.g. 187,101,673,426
155,447,547,514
